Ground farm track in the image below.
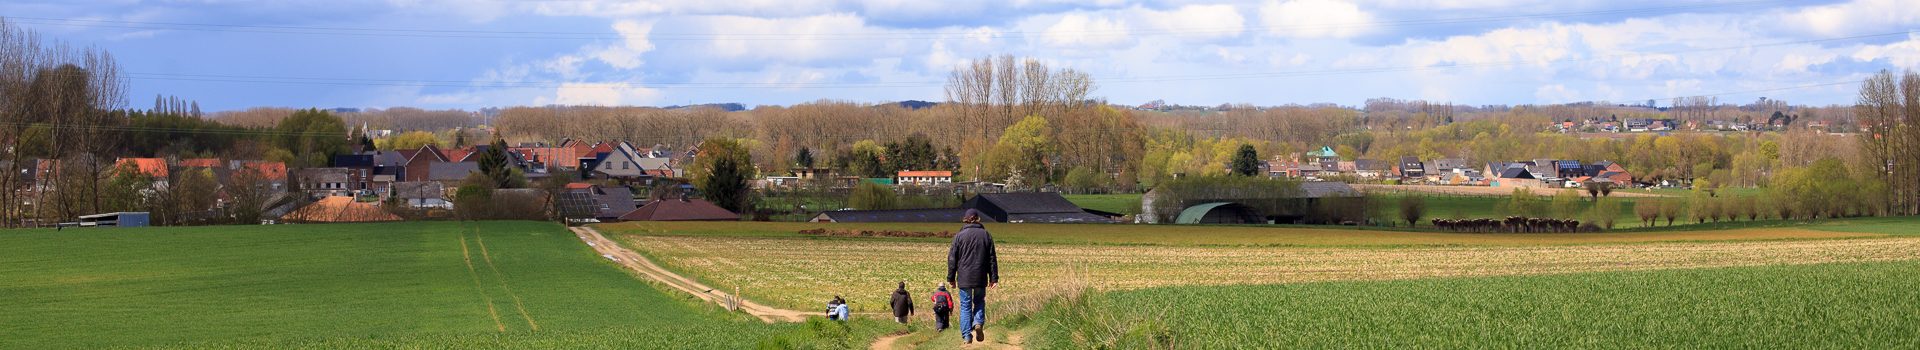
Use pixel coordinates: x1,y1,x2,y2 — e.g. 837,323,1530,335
571,226,811,323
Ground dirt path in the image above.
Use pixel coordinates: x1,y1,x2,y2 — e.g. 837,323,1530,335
571,226,811,323
870,332,906,350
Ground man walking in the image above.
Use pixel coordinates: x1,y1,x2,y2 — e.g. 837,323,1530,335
947,209,998,345
889,281,915,324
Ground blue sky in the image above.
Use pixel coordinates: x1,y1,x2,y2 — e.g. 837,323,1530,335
3,0,1916,112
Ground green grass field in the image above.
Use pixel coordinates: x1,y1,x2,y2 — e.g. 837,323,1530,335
0,221,888,349
1063,193,1143,214
1030,260,1920,349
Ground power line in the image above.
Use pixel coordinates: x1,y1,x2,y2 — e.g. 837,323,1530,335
0,0,1806,41
28,30,1898,90
0,79,1862,140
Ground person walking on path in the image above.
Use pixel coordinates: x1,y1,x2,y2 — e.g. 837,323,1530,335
947,209,999,345
931,284,955,331
889,281,915,324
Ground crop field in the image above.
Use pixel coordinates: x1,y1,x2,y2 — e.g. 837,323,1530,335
0,221,886,349
610,221,1920,313
1029,260,1920,349
598,220,1874,247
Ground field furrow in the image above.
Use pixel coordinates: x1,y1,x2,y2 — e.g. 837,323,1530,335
623,234,1920,311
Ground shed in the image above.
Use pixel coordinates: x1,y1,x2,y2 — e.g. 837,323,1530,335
1174,202,1262,224
619,198,739,221
963,192,1115,223
809,208,973,223
76,212,150,227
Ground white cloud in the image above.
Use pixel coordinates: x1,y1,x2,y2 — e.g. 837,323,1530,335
1143,4,1246,41
1534,84,1578,103
535,83,662,106
1852,35,1920,70
1259,0,1375,39
592,20,656,70
1779,0,1920,37
1038,13,1134,49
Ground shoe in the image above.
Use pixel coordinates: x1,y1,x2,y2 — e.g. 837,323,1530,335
974,327,985,343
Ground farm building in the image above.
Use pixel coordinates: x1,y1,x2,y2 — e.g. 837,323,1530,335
564,183,637,221
810,208,973,223
809,192,1111,223
963,192,1116,223
390,181,450,209
74,212,150,227
1144,181,1362,225
619,198,739,221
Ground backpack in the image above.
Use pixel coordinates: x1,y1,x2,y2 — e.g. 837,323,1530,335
933,292,952,309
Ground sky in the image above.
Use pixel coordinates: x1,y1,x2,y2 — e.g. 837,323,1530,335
2,0,1917,112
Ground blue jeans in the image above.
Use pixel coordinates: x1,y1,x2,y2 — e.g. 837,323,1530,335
957,287,986,340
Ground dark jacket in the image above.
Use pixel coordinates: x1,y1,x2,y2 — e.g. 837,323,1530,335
946,223,999,289
891,288,914,317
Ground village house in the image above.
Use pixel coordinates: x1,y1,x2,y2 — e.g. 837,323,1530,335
390,181,450,209
895,170,953,186
1396,156,1424,179
1306,146,1340,170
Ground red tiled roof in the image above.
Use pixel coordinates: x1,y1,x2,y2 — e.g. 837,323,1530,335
116,158,169,178
178,158,223,168
618,199,739,221
441,147,476,162
565,182,595,190
591,142,616,155
241,161,288,180
896,170,953,177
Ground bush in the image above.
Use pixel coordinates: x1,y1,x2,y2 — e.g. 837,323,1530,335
846,182,897,210
1399,196,1427,227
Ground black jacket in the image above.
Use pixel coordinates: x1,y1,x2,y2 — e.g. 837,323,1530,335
890,289,914,317
946,223,999,289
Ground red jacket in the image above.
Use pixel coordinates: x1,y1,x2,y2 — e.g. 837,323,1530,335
931,291,954,310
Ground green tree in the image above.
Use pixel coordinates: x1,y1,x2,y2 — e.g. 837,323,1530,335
845,140,889,178
984,116,1054,187
474,137,524,188
1550,189,1582,219
273,109,349,168
385,131,441,151
1585,197,1620,229
1506,188,1544,217
847,181,897,210
1399,195,1427,227
1061,166,1099,194
1230,144,1260,176
691,138,754,214
794,147,815,169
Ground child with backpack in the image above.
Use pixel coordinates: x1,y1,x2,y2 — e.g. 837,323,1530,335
931,284,955,331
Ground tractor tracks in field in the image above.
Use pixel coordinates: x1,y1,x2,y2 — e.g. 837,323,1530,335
473,227,540,331
456,232,507,332
459,224,539,332
570,226,810,323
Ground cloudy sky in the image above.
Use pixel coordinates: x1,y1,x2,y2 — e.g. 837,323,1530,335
3,0,1917,111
